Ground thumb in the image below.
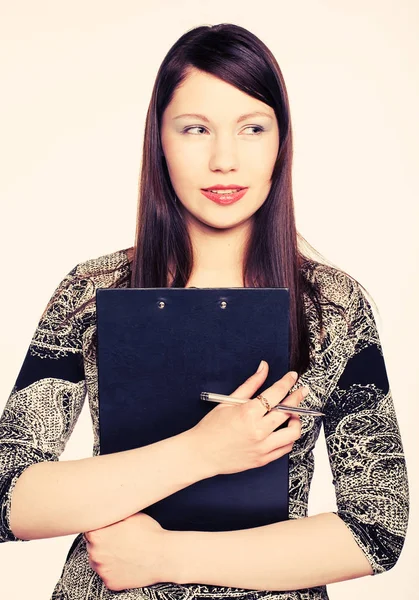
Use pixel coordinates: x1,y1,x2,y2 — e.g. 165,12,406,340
230,360,269,399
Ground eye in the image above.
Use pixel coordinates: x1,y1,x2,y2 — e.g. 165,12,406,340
243,126,265,135
182,125,265,135
182,126,208,135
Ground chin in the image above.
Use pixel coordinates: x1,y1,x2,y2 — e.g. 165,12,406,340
202,215,255,231
181,203,259,231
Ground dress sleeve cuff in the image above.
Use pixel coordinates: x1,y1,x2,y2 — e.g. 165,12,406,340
1,466,36,543
334,510,402,575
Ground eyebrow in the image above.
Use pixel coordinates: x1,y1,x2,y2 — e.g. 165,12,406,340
172,111,273,123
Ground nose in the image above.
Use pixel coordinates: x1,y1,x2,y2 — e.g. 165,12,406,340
208,134,239,173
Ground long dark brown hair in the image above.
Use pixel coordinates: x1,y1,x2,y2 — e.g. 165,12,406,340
130,23,327,373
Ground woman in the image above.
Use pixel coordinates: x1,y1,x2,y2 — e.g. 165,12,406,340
0,23,409,600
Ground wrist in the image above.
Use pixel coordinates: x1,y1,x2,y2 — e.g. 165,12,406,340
161,529,192,584
179,428,218,480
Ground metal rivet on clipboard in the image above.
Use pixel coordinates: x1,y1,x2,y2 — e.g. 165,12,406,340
157,301,165,309
219,300,227,309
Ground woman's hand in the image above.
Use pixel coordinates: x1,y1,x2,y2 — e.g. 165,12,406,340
187,362,307,477
84,512,168,591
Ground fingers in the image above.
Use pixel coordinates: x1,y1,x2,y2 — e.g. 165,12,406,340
246,371,302,418
230,366,308,435
263,414,302,456
230,360,269,399
256,384,307,433
269,383,308,412
263,441,295,464
258,371,300,410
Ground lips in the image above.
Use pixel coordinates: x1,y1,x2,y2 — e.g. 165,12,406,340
203,184,246,191
201,188,248,205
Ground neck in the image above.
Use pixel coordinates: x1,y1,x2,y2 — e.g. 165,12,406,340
184,218,252,288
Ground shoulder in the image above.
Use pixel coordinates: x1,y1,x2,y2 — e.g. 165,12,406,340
300,259,377,358
40,248,132,322
70,247,132,286
300,258,365,315
31,249,132,355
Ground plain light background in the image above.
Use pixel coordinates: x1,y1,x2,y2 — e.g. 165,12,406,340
0,1,417,598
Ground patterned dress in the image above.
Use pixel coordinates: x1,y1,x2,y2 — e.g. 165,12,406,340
0,249,409,599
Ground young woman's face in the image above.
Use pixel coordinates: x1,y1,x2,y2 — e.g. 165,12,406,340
160,68,280,232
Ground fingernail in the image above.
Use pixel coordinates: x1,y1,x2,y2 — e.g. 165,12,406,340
301,387,309,397
257,360,265,373
289,371,298,381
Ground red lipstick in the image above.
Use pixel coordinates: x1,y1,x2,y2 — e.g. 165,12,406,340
201,185,248,205
202,184,246,190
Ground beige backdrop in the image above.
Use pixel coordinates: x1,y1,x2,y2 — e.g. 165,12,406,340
0,1,417,598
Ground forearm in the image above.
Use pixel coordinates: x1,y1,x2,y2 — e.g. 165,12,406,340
9,429,208,541
165,512,373,591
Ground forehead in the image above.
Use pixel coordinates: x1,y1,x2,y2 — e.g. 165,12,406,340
164,68,275,120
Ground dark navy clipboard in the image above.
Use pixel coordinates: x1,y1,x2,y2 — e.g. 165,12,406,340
96,287,290,531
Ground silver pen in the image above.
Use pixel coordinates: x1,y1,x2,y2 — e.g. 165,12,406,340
200,391,324,417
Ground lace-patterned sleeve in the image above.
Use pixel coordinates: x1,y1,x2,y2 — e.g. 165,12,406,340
323,281,409,574
0,267,88,543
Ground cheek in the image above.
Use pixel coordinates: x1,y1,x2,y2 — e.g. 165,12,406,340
255,149,278,185
165,142,201,186
241,138,279,177
249,161,276,189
